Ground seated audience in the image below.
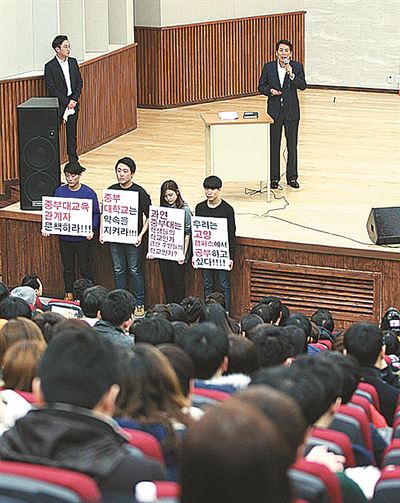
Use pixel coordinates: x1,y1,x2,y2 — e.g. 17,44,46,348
21,274,44,310
180,296,204,324
248,324,294,368
344,322,400,426
226,334,260,384
80,285,108,327
0,389,31,434
145,303,173,321
0,297,32,320
133,317,175,345
0,282,9,303
198,303,237,335
0,324,166,494
72,278,94,304
116,343,191,480
94,289,135,347
2,340,46,392
32,311,65,343
0,318,46,364
168,303,188,323
239,312,263,337
180,398,293,503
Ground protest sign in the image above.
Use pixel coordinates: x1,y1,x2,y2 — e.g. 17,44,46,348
148,205,185,261
101,189,138,244
42,197,92,236
191,216,230,270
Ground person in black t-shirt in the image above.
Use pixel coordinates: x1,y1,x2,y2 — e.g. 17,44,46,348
106,157,151,318
195,176,236,313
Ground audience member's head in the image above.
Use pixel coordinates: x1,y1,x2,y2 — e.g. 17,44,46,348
240,313,264,337
171,321,190,344
146,303,173,321
37,323,121,412
72,278,94,304
248,324,294,368
0,282,9,303
0,318,46,363
32,312,65,344
80,285,108,319
180,296,204,324
226,335,260,375
180,398,293,503
237,385,307,464
21,274,43,297
168,303,188,323
205,291,226,310
318,351,361,404
381,307,400,333
383,331,400,357
158,343,195,398
10,286,36,307
258,296,283,324
311,308,335,334
283,313,313,341
133,316,175,345
344,322,384,367
178,322,229,379
100,289,135,328
279,304,291,326
0,297,32,320
251,365,326,426
250,303,273,323
199,303,235,335
2,340,46,392
283,325,307,355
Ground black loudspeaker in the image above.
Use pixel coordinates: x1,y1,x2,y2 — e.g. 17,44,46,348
17,97,60,210
367,207,400,245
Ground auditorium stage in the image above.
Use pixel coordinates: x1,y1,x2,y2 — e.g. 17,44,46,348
1,90,399,324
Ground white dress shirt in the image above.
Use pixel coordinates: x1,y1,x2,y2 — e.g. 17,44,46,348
56,56,72,96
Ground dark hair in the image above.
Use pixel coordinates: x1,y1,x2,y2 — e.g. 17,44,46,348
311,308,335,334
250,304,273,323
205,291,226,309
100,289,135,326
115,157,136,174
172,321,190,343
279,304,291,326
0,282,9,302
21,274,41,291
52,35,68,50
3,340,45,392
168,303,188,323
146,303,173,321
240,313,264,337
178,322,229,379
237,386,307,464
258,297,283,323
251,365,327,426
248,324,294,368
81,285,108,318
292,354,344,410
0,297,31,320
283,325,308,355
160,180,184,208
227,335,260,375
180,296,204,324
63,161,85,175
383,331,400,357
199,303,235,335
202,175,222,190
40,323,120,409
133,317,175,345
276,39,293,52
318,352,361,404
381,307,400,333
344,323,384,367
181,398,293,503
32,312,65,343
283,313,312,340
158,343,195,397
72,278,94,304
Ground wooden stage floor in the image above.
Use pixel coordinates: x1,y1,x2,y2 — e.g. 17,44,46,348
77,89,400,254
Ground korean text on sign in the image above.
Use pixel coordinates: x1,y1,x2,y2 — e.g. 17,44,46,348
101,189,139,244
191,216,230,270
42,197,93,236
148,205,185,261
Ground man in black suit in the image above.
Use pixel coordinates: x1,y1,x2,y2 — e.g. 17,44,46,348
258,39,306,189
44,35,83,163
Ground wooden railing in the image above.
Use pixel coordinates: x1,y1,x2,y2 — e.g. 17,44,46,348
136,11,305,108
0,44,137,195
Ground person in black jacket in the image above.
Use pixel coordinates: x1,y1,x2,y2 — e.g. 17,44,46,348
258,39,306,189
44,35,83,163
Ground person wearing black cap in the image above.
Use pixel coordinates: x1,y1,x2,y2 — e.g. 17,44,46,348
43,162,100,300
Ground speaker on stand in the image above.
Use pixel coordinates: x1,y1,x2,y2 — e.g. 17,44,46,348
17,97,60,211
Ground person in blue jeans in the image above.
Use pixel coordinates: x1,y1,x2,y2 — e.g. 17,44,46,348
106,157,151,318
195,176,236,313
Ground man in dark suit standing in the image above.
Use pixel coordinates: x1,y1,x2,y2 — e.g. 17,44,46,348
44,35,83,163
258,39,306,189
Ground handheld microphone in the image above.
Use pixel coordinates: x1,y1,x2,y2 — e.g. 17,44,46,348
283,58,290,65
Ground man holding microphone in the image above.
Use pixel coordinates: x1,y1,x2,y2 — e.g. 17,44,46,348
258,39,306,189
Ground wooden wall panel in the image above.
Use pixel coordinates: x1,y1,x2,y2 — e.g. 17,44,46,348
1,210,399,330
136,12,305,108
0,44,137,195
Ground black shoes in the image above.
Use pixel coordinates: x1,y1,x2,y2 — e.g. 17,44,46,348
288,180,300,188
270,180,279,189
